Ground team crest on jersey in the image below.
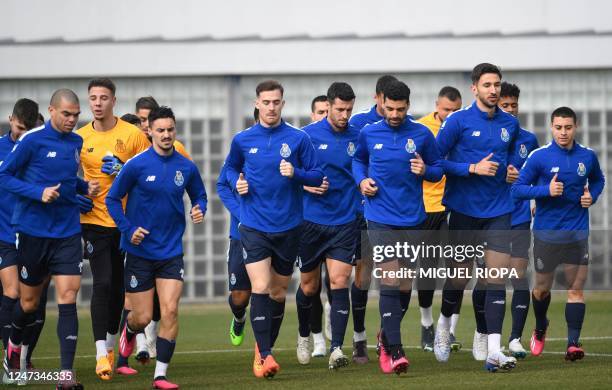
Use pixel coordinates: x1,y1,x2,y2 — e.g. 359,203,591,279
347,142,356,156
500,128,510,142
86,241,93,254
230,273,236,285
519,144,528,158
115,139,126,153
130,275,138,288
280,143,291,158
577,162,586,176
21,266,28,280
174,170,184,186
405,139,416,154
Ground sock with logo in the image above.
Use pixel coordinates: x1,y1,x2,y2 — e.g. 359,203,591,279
532,292,551,331
250,293,272,358
0,296,18,349
472,283,487,334
509,277,530,341
296,286,312,338
484,283,506,354
351,282,368,334
399,290,411,321
57,303,78,370
154,337,175,380
379,288,401,346
440,280,461,318
269,298,285,348
565,302,586,347
330,288,349,350
27,286,47,363
10,302,34,346
309,281,323,334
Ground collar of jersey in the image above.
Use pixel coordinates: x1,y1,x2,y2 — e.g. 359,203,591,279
255,120,285,133
551,139,576,153
469,100,503,120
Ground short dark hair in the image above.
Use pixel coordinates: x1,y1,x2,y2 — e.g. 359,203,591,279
256,80,284,97
120,113,141,126
88,78,116,96
327,82,355,104
551,106,577,124
36,113,45,126
148,106,176,127
135,96,159,111
11,98,39,129
471,63,502,84
500,82,520,99
383,80,410,102
310,95,327,113
376,75,398,95
438,86,461,101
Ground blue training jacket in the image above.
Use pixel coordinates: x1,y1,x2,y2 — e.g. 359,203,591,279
349,105,384,131
106,147,208,260
509,127,539,226
436,102,520,218
216,163,240,240
352,117,443,227
512,140,605,243
301,118,361,226
0,122,87,239
0,132,18,244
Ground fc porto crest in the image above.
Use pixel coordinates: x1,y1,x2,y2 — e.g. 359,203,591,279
347,142,356,156
174,170,184,186
577,162,586,176
230,273,237,285
21,266,28,280
405,139,416,154
519,144,528,158
280,143,291,158
115,139,126,153
500,128,510,142
130,275,138,289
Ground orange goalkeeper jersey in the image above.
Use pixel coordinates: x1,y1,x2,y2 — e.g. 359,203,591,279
417,112,446,213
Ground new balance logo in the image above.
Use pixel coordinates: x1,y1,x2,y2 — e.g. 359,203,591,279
145,175,156,182
318,144,328,150
515,305,528,309
253,316,266,321
249,148,258,154
65,335,78,340
337,310,349,315
472,131,481,136
492,300,505,305
382,312,391,318
46,151,57,158
374,144,383,150
550,167,559,173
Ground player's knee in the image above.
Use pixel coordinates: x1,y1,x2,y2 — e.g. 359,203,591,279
269,285,288,301
231,290,251,307
532,288,550,301
299,280,319,297
567,289,584,302
330,274,350,289
56,288,78,304
20,297,39,313
161,305,178,323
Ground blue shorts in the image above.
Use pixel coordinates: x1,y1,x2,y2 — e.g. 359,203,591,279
124,253,184,293
0,240,18,270
17,233,83,286
448,211,511,257
354,213,370,261
367,220,423,266
298,220,357,273
510,222,531,260
239,224,300,276
533,238,589,274
227,238,251,291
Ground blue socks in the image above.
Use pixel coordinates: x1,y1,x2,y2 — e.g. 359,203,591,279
330,288,349,350
532,292,551,331
228,295,247,335
296,287,312,338
565,302,585,347
510,277,530,341
57,303,78,370
440,280,462,318
472,283,487,334
399,290,411,321
156,337,176,364
379,289,401,346
484,284,506,335
10,302,34,346
250,293,271,358
0,296,18,349
269,298,285,348
351,282,368,333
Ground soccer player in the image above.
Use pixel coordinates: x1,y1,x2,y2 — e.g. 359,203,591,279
416,86,462,352
512,107,604,361
0,89,100,390
0,99,40,375
347,74,398,363
224,80,323,378
353,80,443,374
295,82,360,369
76,78,150,380
497,82,539,358
433,63,520,372
310,95,329,122
217,164,251,346
107,106,207,389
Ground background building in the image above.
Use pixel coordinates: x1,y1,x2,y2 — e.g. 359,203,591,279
1,0,611,301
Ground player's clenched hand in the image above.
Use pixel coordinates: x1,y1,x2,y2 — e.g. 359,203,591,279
190,204,204,223
472,153,499,176
549,173,563,197
279,159,294,178
360,178,378,197
410,152,426,176
303,176,329,195
236,173,249,195
42,183,61,203
506,164,519,183
131,227,149,245
581,186,592,208
88,180,101,197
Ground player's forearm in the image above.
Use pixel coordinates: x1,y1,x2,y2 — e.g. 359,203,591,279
440,160,470,177
105,195,133,233
76,177,89,195
292,167,324,186
423,164,444,182
511,183,549,200
0,174,44,201
352,160,368,185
